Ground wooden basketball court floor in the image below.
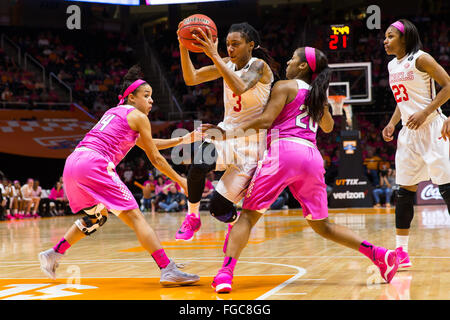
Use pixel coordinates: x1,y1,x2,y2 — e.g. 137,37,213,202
0,205,448,300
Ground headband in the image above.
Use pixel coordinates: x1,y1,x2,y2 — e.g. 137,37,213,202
117,79,146,106
305,46,316,73
390,21,405,34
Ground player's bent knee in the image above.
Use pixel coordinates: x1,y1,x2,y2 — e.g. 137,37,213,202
75,204,108,236
209,191,238,223
395,188,416,229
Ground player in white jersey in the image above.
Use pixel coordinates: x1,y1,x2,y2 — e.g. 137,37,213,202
175,22,277,241
382,19,450,268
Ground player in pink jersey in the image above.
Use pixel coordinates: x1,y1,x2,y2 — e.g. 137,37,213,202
38,65,200,286
382,19,450,269
202,47,400,293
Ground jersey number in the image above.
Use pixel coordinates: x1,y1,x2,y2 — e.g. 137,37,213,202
296,105,318,133
391,84,409,102
97,114,116,131
232,93,242,112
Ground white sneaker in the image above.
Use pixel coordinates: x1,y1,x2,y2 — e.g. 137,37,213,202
160,260,200,286
38,248,63,280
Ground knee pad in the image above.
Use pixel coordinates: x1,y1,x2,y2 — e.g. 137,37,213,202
188,162,214,181
395,188,416,229
75,204,108,236
209,191,238,223
191,142,217,166
438,183,450,208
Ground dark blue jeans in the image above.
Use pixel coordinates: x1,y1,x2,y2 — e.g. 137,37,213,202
373,187,393,204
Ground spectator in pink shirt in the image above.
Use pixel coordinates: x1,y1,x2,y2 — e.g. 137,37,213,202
48,181,67,216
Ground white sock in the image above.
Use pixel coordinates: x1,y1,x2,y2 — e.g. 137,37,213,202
188,201,200,218
396,235,409,252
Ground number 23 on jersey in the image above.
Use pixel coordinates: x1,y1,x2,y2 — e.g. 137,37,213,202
391,84,409,102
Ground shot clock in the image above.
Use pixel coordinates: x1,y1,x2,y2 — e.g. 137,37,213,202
328,24,352,51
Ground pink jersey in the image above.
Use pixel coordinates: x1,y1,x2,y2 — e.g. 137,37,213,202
267,79,318,147
77,105,139,166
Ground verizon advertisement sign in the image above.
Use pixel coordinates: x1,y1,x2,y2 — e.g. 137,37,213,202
328,130,374,208
416,181,445,205
329,177,374,208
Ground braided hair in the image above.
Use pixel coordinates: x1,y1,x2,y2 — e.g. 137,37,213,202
227,22,280,80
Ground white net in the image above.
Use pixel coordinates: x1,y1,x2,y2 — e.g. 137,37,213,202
343,104,353,129
328,95,345,116
328,95,353,130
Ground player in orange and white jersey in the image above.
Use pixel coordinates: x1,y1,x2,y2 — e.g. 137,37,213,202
176,22,278,241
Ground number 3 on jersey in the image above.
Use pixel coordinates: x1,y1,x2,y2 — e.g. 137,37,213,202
232,93,242,112
391,84,409,102
296,104,318,133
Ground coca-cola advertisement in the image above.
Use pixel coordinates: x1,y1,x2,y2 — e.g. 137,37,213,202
416,180,445,205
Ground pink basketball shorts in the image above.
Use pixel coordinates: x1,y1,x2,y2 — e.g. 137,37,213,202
63,149,138,214
243,139,329,220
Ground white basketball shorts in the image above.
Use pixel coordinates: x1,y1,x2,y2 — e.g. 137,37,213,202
395,114,450,186
208,133,266,204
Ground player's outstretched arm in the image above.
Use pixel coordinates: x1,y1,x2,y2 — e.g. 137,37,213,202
138,130,203,150
200,80,289,139
128,110,188,194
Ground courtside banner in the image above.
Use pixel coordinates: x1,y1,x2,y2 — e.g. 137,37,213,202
0,120,95,158
0,120,176,159
416,180,445,205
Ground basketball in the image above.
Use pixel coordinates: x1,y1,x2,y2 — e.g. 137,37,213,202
178,14,217,53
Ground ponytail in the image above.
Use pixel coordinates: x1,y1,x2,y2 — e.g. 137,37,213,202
306,67,331,123
298,47,330,123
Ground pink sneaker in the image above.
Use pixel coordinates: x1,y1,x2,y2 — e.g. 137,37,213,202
175,213,201,241
6,214,14,220
211,267,233,293
373,247,399,283
396,247,412,268
223,212,240,254
32,213,40,219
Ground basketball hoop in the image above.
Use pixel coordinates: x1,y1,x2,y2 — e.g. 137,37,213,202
328,95,353,129
328,95,346,116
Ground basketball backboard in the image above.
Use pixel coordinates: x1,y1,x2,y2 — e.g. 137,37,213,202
327,62,372,105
